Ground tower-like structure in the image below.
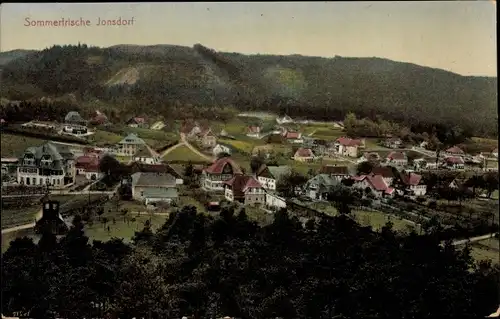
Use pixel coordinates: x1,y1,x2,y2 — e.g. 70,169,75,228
34,200,69,235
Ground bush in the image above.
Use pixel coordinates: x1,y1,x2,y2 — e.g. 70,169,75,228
428,201,437,209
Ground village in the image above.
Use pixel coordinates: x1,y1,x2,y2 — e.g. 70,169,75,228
1,111,499,261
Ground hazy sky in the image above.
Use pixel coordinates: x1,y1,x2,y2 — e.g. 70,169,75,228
1,2,496,76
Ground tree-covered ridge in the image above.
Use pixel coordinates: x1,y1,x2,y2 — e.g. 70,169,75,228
2,207,499,319
0,43,497,137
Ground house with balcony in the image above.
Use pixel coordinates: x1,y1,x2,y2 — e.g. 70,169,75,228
17,142,75,188
197,127,217,148
114,133,146,156
386,151,408,167
201,157,243,191
397,171,427,196
223,175,266,205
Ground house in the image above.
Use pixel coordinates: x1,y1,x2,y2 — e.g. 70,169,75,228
383,137,402,149
283,131,303,144
181,121,202,138
319,165,351,181
443,156,465,170
276,115,294,125
334,137,362,158
64,111,86,126
351,174,395,198
492,148,498,158
219,129,228,137
293,148,314,162
150,121,165,131
255,164,277,190
114,133,145,156
445,146,465,157
304,174,341,200
197,127,217,148
398,172,427,196
75,155,103,181
265,192,287,210
212,144,231,157
129,162,183,185
89,111,108,125
17,142,75,188
126,117,147,128
386,151,408,167
133,145,160,165
370,166,396,186
224,175,266,205
246,126,262,138
202,157,243,191
413,158,438,171
131,172,178,205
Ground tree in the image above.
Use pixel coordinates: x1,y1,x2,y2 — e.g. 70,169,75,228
357,161,373,175
250,155,266,174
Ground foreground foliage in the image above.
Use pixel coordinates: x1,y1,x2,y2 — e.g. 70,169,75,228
2,206,499,319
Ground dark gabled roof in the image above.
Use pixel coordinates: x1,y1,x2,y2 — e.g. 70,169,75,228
224,175,263,197
131,172,176,187
129,162,181,178
319,165,349,175
371,166,396,178
256,164,274,179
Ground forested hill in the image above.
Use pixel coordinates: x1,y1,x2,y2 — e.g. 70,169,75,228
0,43,497,136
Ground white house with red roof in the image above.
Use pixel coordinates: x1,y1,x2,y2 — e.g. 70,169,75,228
246,126,262,138
334,137,362,158
386,151,408,167
351,173,395,198
397,171,427,196
223,175,266,205
201,157,243,191
445,146,465,157
443,156,465,170
383,137,402,149
293,148,315,162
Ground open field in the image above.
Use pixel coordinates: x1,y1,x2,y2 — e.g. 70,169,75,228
1,133,48,157
87,130,123,146
163,145,211,163
467,238,500,264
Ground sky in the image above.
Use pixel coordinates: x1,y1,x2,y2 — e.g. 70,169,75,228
0,2,496,76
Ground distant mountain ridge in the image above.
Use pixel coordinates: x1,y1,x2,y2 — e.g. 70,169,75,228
0,43,497,137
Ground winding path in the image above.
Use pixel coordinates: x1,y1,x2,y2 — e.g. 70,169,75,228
160,133,214,162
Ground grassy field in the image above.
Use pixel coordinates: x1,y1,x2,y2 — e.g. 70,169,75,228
163,145,211,163
1,133,48,157
468,238,499,265
87,130,123,146
219,139,257,154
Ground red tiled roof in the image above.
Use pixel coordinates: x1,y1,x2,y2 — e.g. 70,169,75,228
285,131,301,139
445,156,465,164
294,148,314,158
387,151,407,160
224,175,262,197
352,174,393,194
400,172,422,186
446,146,464,154
76,156,99,171
337,137,362,147
204,157,242,175
371,166,395,178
